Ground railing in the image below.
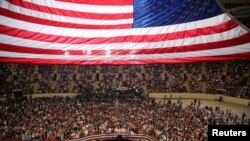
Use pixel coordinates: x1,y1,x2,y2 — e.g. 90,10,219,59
68,133,157,141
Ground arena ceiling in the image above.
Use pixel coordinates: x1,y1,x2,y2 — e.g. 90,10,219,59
219,0,250,28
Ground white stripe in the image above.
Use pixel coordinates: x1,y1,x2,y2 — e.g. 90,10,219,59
23,0,133,14
0,26,247,50
0,14,233,38
1,0,132,25
1,43,249,60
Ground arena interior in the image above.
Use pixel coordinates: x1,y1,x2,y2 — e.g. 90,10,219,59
0,0,250,141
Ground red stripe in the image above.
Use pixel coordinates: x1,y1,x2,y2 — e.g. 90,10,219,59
8,0,132,20
57,0,133,5
68,50,86,55
1,52,250,65
0,43,87,55
0,33,249,55
0,8,132,29
0,20,238,44
0,43,66,55
91,50,106,55
112,33,250,55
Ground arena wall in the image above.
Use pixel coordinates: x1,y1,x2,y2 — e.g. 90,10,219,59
31,93,77,98
149,93,250,106
0,93,77,101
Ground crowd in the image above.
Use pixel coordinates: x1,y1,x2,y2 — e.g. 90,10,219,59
185,63,202,93
166,64,187,93
0,63,12,96
0,61,250,141
0,97,249,141
37,65,55,93
145,64,167,93
225,60,249,97
0,60,250,99
205,62,225,94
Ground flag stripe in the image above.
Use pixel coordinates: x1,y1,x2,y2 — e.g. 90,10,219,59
0,26,247,51
112,33,250,55
57,0,133,5
7,0,133,20
0,14,231,38
21,0,133,14
0,0,250,65
0,8,132,29
1,1,133,25
0,43,250,60
0,33,249,56
1,52,250,65
0,19,238,45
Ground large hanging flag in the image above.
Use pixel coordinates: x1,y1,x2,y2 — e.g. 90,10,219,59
0,0,249,65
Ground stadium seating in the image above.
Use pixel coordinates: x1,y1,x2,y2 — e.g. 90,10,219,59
0,60,249,99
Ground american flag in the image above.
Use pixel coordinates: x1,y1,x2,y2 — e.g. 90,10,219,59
0,0,249,65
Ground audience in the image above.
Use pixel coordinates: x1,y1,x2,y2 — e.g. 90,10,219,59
0,97,249,141
0,63,12,97
37,65,55,93
0,60,249,99
186,63,202,93
165,64,186,93
145,64,167,93
12,64,34,95
0,60,250,141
